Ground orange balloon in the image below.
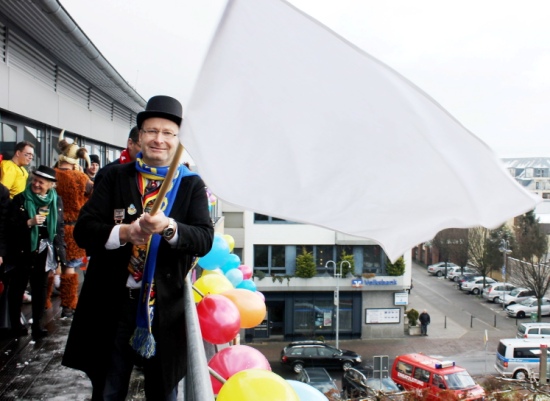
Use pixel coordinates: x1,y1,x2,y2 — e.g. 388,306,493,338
221,289,266,328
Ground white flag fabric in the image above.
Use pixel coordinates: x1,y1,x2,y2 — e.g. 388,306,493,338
182,0,539,261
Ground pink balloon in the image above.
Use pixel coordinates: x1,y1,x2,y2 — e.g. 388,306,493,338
238,264,253,280
197,294,241,344
255,291,265,302
208,345,271,394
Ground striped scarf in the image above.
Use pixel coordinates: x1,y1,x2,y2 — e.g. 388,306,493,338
129,153,196,358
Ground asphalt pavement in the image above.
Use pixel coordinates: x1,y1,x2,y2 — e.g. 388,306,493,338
0,262,527,399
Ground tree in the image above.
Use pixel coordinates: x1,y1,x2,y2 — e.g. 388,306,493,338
433,228,469,277
508,211,549,321
386,256,405,276
514,210,548,263
338,251,355,277
508,258,550,322
295,247,317,278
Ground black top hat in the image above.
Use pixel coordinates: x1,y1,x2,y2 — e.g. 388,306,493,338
90,154,100,165
136,95,183,129
33,165,57,182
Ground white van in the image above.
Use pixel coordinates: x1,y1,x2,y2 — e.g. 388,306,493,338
517,323,550,339
495,338,550,380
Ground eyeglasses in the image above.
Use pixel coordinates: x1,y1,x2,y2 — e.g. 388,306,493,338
141,129,177,139
23,152,34,159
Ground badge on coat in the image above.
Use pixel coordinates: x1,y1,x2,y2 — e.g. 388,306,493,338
127,204,137,216
114,209,125,225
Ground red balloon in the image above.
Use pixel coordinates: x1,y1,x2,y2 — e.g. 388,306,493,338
208,345,271,394
197,294,241,344
238,264,253,280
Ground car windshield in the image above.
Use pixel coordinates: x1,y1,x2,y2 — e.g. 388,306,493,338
509,289,524,296
365,378,400,392
519,298,536,306
445,371,476,390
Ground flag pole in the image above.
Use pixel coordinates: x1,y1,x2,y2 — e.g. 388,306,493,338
150,143,185,216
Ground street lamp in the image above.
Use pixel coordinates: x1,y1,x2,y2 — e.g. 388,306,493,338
499,238,512,309
325,260,351,349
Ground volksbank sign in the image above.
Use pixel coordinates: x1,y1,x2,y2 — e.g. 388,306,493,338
352,278,398,286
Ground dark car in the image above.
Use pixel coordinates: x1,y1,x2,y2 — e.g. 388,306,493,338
297,367,342,401
280,340,362,373
342,367,405,400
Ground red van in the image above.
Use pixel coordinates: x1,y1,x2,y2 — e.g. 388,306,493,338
391,353,485,401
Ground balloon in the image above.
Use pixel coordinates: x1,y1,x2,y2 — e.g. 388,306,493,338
193,273,234,303
287,380,329,401
221,253,241,273
201,268,223,276
223,234,235,252
238,264,253,280
225,268,244,287
255,291,265,302
198,234,230,270
236,279,257,292
217,369,299,401
222,289,266,328
208,345,271,394
197,294,241,344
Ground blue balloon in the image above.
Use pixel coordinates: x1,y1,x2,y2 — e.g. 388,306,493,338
287,380,329,401
220,253,241,273
236,279,257,292
225,268,244,287
198,234,230,270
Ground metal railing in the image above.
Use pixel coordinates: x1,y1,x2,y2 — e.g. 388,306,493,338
182,275,215,400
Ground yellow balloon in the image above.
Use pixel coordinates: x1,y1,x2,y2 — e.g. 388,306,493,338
222,289,266,328
217,369,299,401
201,268,223,276
193,274,234,303
223,234,235,252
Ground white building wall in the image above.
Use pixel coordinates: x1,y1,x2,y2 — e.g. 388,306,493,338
2,63,129,148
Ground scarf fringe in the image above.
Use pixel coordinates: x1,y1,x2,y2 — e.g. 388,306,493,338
130,327,156,359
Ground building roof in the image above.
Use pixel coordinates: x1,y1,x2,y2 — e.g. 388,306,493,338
0,0,145,113
502,158,550,169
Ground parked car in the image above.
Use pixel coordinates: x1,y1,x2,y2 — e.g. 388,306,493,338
297,367,342,401
482,282,516,303
516,322,550,339
280,341,362,373
427,262,459,277
455,273,478,290
460,276,497,295
500,287,537,306
447,265,478,281
342,367,404,400
506,297,550,318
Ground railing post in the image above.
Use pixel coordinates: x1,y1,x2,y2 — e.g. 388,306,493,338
183,275,215,401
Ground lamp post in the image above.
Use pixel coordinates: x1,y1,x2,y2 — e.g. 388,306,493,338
499,238,512,310
325,260,351,349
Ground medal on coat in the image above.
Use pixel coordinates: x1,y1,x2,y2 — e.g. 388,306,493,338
114,208,125,225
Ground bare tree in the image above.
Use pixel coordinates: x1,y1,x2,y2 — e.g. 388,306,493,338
467,227,490,277
433,228,468,277
508,258,550,321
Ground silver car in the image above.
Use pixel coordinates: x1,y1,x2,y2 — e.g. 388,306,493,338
482,282,516,303
501,288,536,306
427,262,458,277
506,297,550,318
460,276,497,295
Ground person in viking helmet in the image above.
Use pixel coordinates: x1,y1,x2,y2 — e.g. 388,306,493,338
53,131,93,318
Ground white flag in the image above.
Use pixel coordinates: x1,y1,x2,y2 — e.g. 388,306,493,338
181,0,539,261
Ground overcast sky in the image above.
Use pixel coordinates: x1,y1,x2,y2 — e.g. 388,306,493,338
61,0,550,158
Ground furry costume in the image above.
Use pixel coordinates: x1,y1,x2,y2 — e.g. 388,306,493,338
55,130,92,314
53,168,91,261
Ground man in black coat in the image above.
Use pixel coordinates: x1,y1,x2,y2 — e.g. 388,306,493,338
62,96,214,400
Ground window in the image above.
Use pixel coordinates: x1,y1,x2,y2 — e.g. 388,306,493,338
254,245,286,274
254,213,290,223
396,361,413,375
363,246,382,273
414,368,430,383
